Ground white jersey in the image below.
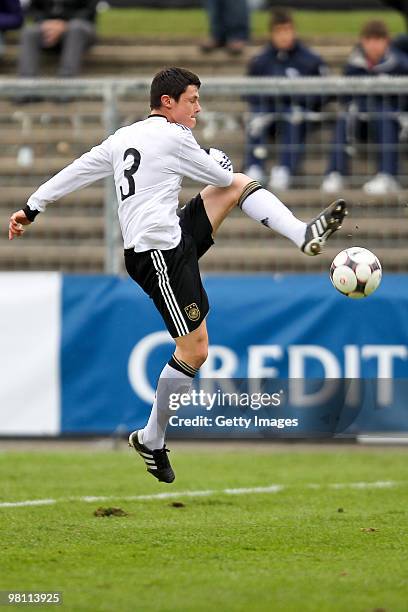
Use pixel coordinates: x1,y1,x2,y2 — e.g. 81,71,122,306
26,115,233,251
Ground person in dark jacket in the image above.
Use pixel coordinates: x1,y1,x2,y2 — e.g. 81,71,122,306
243,8,327,190
381,0,408,53
18,0,98,78
321,20,408,195
0,0,23,57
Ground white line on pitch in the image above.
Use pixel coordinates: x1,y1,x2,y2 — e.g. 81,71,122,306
329,480,396,489
0,498,57,508
0,481,402,509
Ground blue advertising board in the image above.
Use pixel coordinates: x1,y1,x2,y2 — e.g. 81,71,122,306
59,274,408,436
1,272,406,436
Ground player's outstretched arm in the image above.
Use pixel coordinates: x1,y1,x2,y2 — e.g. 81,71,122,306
8,136,114,240
8,209,32,241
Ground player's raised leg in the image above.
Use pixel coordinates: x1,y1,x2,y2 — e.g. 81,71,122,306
202,173,305,245
201,172,347,254
129,320,208,484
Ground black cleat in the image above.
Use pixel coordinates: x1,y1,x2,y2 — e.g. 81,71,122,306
301,198,348,256
128,430,175,483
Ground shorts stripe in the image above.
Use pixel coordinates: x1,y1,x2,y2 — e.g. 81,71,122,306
150,251,189,336
155,251,189,335
150,251,183,336
151,251,186,336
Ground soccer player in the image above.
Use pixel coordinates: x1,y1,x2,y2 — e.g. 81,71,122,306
8,67,347,484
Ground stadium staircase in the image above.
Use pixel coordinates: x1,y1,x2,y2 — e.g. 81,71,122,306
1,36,407,273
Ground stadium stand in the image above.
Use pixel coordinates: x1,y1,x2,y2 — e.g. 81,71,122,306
1,21,408,274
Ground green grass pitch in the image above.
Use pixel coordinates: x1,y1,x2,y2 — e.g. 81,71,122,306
1,446,408,611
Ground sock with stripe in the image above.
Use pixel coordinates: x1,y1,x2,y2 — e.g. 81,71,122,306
238,181,306,248
140,354,198,450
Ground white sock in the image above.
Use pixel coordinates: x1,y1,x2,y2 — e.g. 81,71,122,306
240,187,306,248
140,356,197,450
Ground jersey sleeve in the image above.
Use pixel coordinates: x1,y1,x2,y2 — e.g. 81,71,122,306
174,129,233,188
25,136,114,214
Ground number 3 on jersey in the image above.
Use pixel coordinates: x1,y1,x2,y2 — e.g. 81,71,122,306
120,148,141,201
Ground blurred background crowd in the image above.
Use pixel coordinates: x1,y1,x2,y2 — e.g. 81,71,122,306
1,0,408,274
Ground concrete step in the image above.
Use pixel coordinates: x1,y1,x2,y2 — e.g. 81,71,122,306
199,244,408,272
215,216,408,239
0,98,248,119
0,186,103,209
0,122,341,148
1,155,406,183
0,156,79,175
3,214,407,243
1,185,407,211
0,43,349,76
1,241,403,273
0,215,105,239
0,128,248,149
0,242,105,271
0,127,104,146
5,32,356,46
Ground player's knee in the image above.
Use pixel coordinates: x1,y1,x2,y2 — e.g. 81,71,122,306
178,337,208,369
231,173,263,209
190,339,208,367
197,342,209,366
232,173,251,192
231,173,260,204
233,172,252,185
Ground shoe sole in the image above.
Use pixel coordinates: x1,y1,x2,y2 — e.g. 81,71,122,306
306,199,348,255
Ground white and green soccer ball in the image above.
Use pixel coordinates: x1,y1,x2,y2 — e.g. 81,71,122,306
330,247,382,298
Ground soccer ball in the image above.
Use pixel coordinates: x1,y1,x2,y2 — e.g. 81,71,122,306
330,247,382,298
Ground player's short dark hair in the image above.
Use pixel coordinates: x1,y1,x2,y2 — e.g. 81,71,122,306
360,20,389,39
150,67,201,109
269,7,294,30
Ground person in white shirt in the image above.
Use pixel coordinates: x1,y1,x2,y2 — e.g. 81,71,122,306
8,67,347,483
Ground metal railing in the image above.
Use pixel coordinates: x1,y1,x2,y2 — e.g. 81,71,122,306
1,76,408,274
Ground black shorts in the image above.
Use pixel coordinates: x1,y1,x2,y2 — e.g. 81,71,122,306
124,193,214,338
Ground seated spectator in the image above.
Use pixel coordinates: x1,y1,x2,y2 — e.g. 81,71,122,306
321,20,408,195
17,0,98,79
201,0,249,55
380,0,408,54
0,0,23,58
243,8,327,191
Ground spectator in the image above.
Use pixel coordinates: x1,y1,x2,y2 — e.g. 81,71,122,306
0,0,23,58
201,0,249,55
321,20,408,195
243,8,327,191
18,0,98,79
244,8,326,188
381,1,408,54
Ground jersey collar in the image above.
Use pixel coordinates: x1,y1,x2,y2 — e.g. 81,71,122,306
147,114,169,121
